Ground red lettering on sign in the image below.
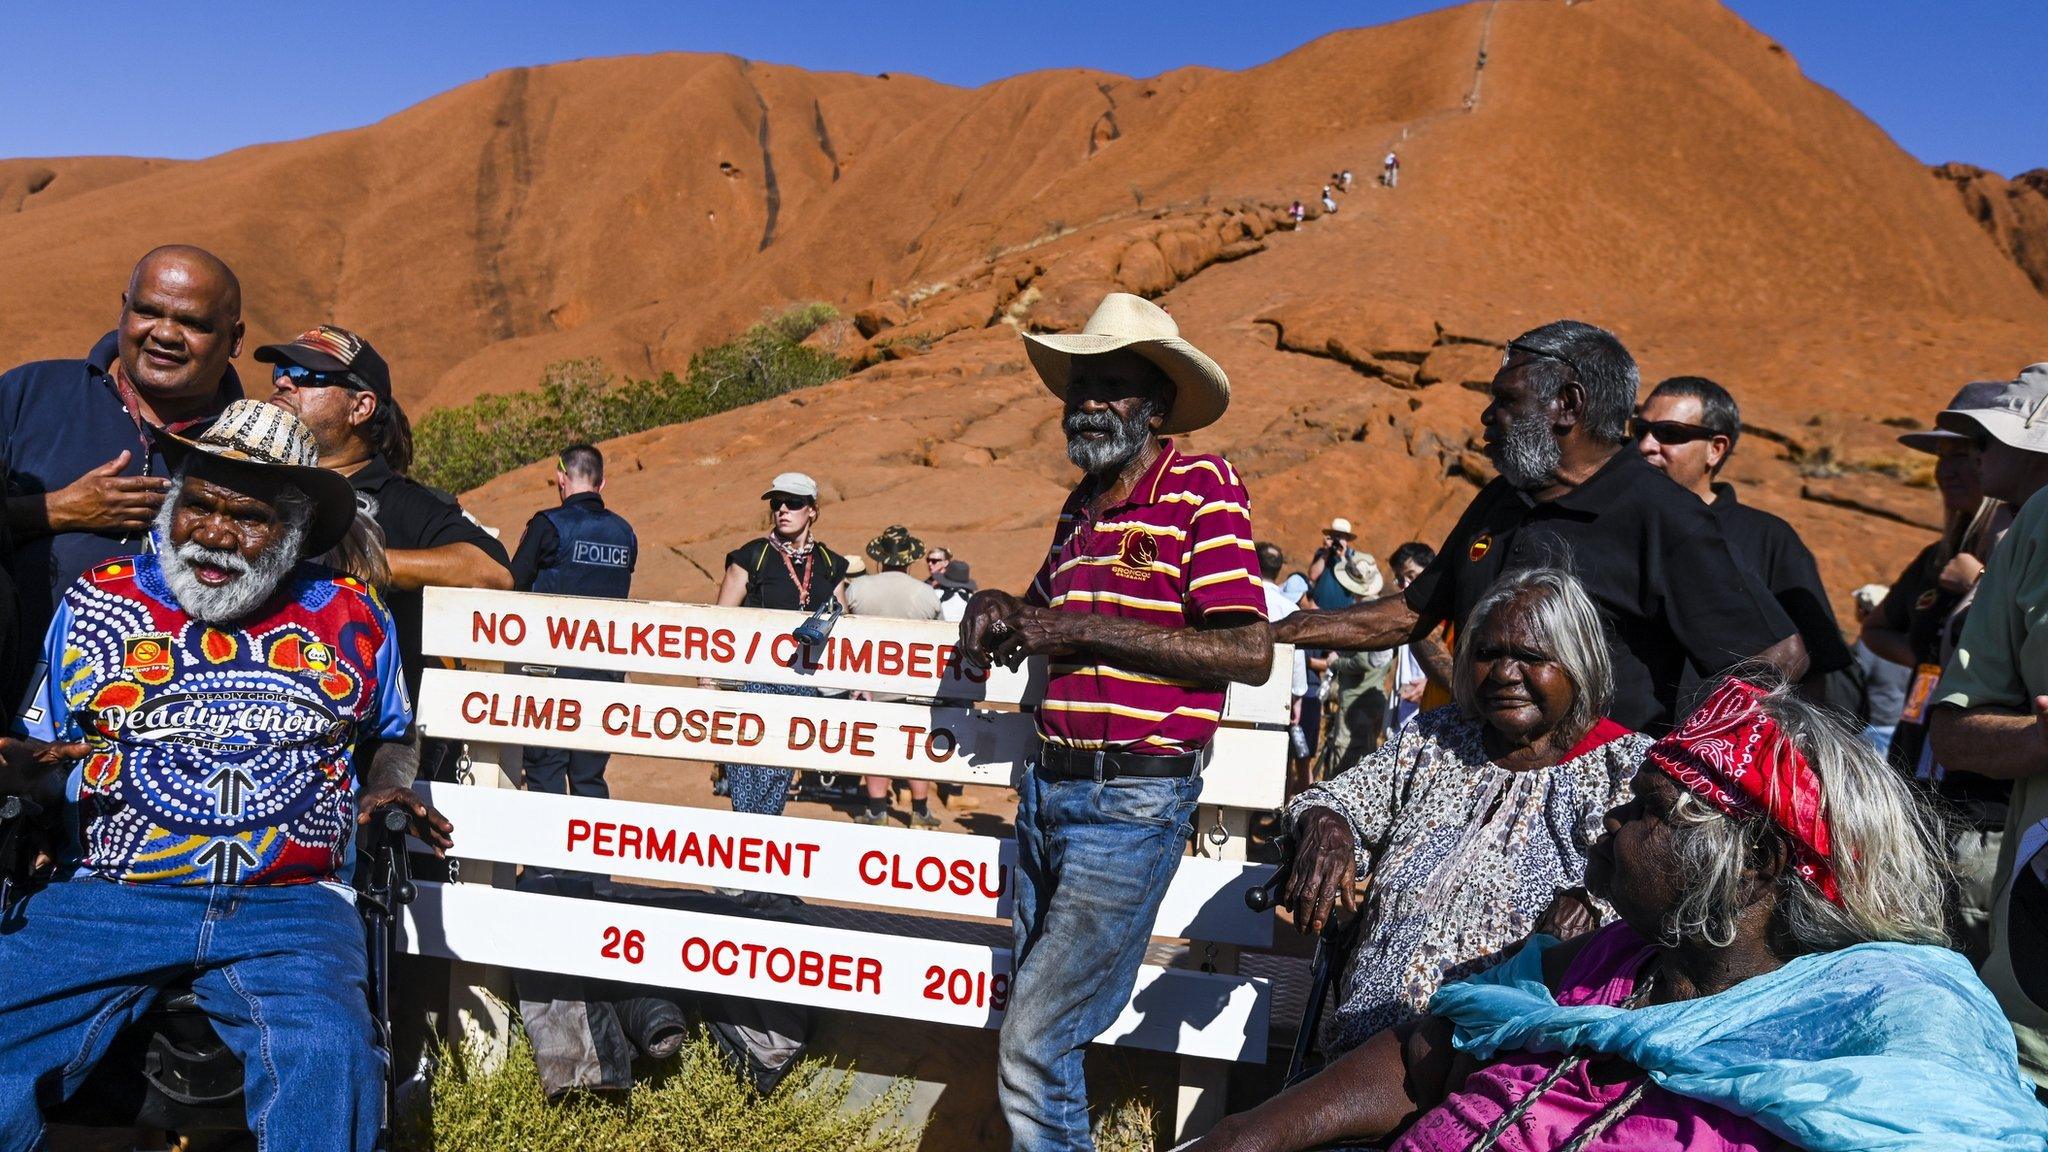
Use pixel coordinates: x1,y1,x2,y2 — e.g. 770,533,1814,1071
461,692,488,724
567,819,591,850
472,610,527,646
897,724,925,758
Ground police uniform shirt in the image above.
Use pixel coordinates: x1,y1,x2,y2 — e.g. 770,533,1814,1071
1403,449,1796,732
349,454,511,698
509,492,637,597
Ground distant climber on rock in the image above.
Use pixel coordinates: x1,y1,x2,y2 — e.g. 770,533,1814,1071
1383,151,1401,188
1321,185,1338,214
1289,200,1306,227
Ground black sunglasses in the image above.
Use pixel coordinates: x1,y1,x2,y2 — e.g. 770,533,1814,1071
273,363,360,391
768,496,815,512
1631,417,1722,445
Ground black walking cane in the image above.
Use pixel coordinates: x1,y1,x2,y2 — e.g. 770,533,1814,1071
359,805,417,1151
1246,838,1351,1087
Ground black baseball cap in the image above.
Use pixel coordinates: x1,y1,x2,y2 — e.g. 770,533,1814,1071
255,324,393,405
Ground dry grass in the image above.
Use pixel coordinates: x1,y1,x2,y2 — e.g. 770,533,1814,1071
1093,1091,1163,1152
406,1025,921,1152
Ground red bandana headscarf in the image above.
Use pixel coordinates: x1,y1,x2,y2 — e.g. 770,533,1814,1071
1644,679,1843,906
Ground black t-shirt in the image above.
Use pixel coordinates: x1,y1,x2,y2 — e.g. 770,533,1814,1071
724,538,848,613
1710,485,1854,674
1876,535,2009,807
1709,483,1864,720
1878,539,1960,669
350,455,512,698
1403,450,1796,732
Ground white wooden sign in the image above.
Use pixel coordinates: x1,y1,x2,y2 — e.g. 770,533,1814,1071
418,669,1287,810
417,783,1275,947
400,880,1270,1062
419,587,1291,725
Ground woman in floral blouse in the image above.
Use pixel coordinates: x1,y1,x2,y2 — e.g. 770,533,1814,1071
1280,567,1648,1053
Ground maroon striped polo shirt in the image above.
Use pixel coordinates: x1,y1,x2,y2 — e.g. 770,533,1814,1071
1025,439,1267,755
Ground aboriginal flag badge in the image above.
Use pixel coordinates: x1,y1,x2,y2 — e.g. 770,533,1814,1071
123,634,175,686
1468,533,1493,563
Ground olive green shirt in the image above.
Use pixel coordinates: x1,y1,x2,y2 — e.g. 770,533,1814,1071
1934,486,2048,1084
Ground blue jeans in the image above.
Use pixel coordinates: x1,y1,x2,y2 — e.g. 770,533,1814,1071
999,762,1201,1151
0,876,381,1151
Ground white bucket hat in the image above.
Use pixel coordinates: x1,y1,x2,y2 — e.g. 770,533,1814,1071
1022,293,1230,434
1332,552,1384,598
1326,517,1355,539
1932,364,2048,455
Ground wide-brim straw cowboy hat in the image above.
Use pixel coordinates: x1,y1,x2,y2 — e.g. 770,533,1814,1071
156,399,359,556
866,525,927,568
1333,553,1384,598
1326,517,1355,539
1023,292,1231,435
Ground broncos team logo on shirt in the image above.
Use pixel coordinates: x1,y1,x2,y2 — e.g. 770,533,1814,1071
1112,528,1160,580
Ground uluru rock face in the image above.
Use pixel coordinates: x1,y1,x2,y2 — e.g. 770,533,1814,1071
1936,162,2048,296
3,0,2043,620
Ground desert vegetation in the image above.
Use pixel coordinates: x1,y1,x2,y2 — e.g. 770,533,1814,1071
412,303,845,493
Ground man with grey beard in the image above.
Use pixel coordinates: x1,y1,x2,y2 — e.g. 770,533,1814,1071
958,293,1272,1151
0,400,450,1149
1277,319,1806,733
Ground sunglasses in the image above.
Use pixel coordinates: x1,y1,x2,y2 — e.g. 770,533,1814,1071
768,496,815,512
1630,417,1722,445
273,363,360,391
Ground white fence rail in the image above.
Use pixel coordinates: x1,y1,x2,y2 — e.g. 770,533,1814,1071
410,590,1292,1136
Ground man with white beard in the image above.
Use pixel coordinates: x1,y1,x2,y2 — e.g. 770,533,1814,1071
0,400,451,1151
958,293,1272,1151
1276,319,1808,733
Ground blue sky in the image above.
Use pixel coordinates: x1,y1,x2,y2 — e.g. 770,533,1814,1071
1,1,2038,176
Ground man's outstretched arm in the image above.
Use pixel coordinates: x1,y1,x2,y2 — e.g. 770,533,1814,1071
960,590,1272,686
1272,592,1432,651
1930,700,2048,782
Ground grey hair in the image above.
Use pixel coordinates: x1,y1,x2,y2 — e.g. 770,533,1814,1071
1658,683,1952,952
315,510,392,586
1451,567,1614,739
1505,320,1639,445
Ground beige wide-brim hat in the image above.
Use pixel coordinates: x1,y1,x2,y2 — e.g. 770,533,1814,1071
1327,517,1355,539
157,399,359,556
1333,553,1384,598
1022,292,1230,435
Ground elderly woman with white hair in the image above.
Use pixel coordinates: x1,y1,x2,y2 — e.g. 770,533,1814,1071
1281,567,1648,1054
1194,679,2048,1151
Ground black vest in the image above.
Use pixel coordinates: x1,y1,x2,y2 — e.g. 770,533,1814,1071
532,495,636,599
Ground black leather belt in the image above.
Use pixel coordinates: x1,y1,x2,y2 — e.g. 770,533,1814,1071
1037,741,1201,780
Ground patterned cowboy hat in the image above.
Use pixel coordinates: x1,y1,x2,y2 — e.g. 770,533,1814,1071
156,399,359,556
865,525,927,568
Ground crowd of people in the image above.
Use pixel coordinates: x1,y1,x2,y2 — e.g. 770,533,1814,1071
0,243,2043,1152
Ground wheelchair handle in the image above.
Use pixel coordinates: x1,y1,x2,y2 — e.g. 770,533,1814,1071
379,806,411,835
1245,833,1295,912
0,796,23,823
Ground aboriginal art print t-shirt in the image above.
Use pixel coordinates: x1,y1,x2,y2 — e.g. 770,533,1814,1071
23,553,411,886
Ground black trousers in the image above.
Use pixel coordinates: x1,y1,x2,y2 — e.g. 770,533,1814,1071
519,666,621,799
523,745,613,799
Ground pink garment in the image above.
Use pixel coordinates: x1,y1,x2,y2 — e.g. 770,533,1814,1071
1390,925,1794,1152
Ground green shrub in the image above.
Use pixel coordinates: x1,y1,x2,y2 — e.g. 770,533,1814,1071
412,304,847,494
409,1026,921,1152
